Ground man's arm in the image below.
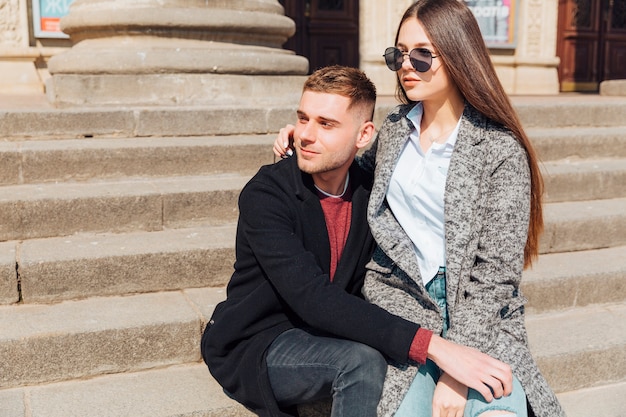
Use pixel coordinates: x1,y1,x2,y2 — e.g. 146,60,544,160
238,175,420,363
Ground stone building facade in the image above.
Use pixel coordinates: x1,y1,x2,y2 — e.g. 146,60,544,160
0,0,560,100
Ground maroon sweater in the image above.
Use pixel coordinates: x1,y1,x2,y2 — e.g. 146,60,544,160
318,185,431,363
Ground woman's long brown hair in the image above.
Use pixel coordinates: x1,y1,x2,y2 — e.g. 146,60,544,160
395,0,543,268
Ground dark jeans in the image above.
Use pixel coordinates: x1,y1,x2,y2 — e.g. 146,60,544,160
266,328,387,417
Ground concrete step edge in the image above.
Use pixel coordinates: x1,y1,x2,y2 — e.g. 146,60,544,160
522,245,626,313
0,287,225,389
0,135,276,185
527,125,626,161
2,284,624,391
0,362,254,417
0,105,299,139
526,302,626,393
556,379,626,417
3,227,623,309
541,197,626,253
512,97,626,128
2,361,624,417
3,95,626,139
14,224,237,304
541,158,626,202
0,174,250,241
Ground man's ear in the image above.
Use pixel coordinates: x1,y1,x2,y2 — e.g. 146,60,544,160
356,121,376,149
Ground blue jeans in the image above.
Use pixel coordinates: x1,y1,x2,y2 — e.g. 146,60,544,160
395,270,528,417
394,359,528,417
266,328,387,417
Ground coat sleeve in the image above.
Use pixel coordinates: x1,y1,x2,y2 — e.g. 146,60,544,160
445,137,531,352
238,177,420,363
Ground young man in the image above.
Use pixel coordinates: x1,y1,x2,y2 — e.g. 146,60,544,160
202,66,512,417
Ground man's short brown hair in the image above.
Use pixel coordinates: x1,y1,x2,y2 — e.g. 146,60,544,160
303,65,377,122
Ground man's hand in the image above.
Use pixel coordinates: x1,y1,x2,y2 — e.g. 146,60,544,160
273,124,295,159
427,335,512,402
432,372,468,417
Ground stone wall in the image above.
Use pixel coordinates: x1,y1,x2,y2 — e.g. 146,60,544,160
0,0,561,97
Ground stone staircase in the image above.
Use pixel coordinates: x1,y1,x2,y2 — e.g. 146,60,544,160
0,94,625,417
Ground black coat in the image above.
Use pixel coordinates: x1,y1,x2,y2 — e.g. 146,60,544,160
201,156,421,417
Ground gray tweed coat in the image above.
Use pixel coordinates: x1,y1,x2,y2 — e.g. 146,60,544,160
360,104,566,417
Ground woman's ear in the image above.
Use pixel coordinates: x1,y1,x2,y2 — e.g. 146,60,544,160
356,121,376,149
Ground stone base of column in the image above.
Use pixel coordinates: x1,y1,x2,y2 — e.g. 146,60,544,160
47,73,307,107
46,0,309,107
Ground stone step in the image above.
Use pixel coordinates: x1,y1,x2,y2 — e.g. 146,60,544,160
1,362,623,417
2,216,624,307
0,135,276,186
0,105,297,140
540,197,626,254
557,380,626,417
528,126,626,161
15,225,237,304
0,174,248,241
522,245,626,314
2,95,625,140
541,158,626,202
0,170,624,246
2,136,624,203
0,363,253,417
526,302,626,393
0,288,221,389
2,289,623,405
512,95,626,129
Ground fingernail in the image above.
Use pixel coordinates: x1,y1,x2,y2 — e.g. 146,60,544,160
286,149,293,156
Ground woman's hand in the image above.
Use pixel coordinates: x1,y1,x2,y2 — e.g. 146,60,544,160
427,334,512,402
432,373,468,417
273,124,295,159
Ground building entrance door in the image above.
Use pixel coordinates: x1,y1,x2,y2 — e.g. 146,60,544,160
279,0,360,73
557,0,626,91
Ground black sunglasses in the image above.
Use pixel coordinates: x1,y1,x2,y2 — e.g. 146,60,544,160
383,47,439,72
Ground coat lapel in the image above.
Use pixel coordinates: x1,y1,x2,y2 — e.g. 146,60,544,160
367,106,424,286
443,106,488,311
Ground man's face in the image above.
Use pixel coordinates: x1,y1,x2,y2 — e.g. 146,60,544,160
294,91,363,177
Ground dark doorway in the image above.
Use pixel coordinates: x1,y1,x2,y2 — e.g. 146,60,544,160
557,0,626,91
279,0,360,73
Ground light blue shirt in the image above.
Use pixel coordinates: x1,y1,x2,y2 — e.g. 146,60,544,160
386,103,461,285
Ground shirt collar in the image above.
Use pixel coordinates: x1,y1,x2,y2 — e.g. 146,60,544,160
406,102,460,151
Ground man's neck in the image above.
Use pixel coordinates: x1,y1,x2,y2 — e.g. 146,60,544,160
312,168,350,197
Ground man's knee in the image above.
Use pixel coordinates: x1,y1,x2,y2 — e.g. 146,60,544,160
341,343,387,381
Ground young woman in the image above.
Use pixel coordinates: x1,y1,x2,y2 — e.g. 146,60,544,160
358,1,564,417
274,1,565,416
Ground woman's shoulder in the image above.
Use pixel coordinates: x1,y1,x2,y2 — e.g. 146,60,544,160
463,105,524,155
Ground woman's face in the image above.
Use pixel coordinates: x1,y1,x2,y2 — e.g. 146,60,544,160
396,17,456,104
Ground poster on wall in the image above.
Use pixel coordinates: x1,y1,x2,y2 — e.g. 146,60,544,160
463,0,518,48
32,0,76,38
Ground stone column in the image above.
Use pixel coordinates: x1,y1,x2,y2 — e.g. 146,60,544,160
47,0,309,106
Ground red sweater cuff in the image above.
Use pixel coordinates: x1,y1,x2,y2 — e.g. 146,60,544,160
408,328,433,365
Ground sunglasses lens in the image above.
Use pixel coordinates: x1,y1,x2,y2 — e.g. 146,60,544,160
384,47,403,71
409,48,433,72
